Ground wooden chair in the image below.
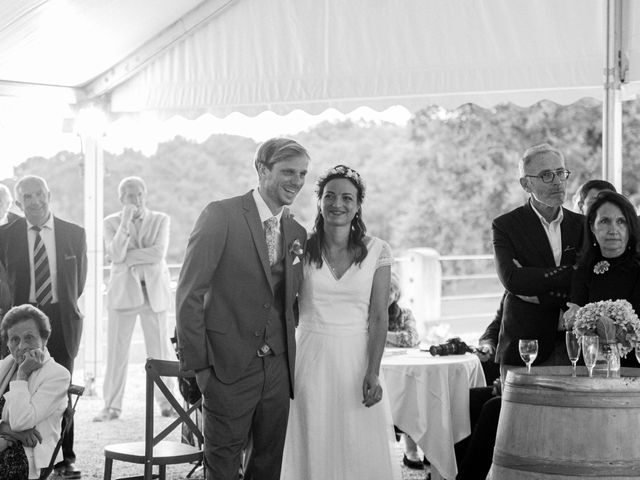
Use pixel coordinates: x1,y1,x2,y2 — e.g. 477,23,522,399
103,358,204,480
40,384,85,480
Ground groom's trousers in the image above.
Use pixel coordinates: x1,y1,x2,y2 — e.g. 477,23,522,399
197,351,290,480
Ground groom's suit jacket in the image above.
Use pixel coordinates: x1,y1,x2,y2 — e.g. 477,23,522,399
0,216,87,358
492,202,584,366
176,191,306,394
104,209,171,312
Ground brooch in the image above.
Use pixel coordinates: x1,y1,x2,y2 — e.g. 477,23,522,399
593,260,610,275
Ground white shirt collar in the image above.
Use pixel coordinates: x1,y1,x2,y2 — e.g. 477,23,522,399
26,213,54,231
529,200,563,227
252,189,283,224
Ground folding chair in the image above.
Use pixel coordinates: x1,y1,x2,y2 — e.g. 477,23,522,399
103,358,204,480
40,384,85,480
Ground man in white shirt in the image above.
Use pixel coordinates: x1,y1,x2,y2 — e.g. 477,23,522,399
176,138,309,480
492,144,584,378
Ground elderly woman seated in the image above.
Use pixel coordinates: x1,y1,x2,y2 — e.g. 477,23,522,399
0,304,70,480
385,273,424,469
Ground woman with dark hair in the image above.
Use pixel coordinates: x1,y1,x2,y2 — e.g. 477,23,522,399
386,272,420,349
0,304,69,479
281,165,401,479
566,191,640,367
573,179,616,214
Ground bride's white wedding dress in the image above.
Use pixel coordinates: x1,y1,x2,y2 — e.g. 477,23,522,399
280,237,402,480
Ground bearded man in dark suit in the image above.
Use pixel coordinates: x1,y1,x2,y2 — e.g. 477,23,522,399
492,144,584,381
176,138,309,480
0,175,87,479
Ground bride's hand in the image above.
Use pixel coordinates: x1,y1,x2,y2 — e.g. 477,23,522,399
362,373,382,407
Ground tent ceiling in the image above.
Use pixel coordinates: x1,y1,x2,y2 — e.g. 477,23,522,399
0,0,639,117
0,0,203,98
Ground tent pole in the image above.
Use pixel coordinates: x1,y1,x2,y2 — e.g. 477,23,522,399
602,0,623,191
82,134,104,396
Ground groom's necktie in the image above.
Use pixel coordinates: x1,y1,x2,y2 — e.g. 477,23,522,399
264,217,279,266
32,226,53,306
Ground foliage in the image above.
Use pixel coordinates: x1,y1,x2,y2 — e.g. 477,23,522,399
4,99,640,265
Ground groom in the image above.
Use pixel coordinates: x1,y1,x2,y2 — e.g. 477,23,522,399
176,138,309,480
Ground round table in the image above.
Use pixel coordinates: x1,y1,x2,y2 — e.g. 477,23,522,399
382,349,486,480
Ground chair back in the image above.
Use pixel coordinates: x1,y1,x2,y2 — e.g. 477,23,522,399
144,358,203,452
39,383,85,480
103,359,203,480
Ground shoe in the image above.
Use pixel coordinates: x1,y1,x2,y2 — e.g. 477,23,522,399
54,462,82,479
403,454,425,470
93,407,119,422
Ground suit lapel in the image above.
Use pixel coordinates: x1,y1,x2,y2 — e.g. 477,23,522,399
12,219,30,302
54,217,67,289
242,192,274,292
136,210,151,245
522,202,556,266
560,209,582,265
281,215,295,303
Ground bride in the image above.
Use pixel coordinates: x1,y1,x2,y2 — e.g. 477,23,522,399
280,165,401,479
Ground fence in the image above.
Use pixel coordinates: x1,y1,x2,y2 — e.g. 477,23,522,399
83,252,503,386
394,250,503,346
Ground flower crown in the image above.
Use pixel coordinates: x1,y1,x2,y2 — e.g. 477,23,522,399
317,164,366,199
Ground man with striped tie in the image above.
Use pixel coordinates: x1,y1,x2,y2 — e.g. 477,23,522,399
0,175,86,479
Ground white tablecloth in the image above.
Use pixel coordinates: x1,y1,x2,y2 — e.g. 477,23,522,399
382,349,486,480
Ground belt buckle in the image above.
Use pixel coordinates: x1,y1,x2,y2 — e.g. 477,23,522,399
257,344,272,357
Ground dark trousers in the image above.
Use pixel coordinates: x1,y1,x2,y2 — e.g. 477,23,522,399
456,395,502,480
198,353,290,480
454,387,494,473
40,303,76,465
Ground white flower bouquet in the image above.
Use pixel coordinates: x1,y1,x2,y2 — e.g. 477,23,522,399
572,299,640,356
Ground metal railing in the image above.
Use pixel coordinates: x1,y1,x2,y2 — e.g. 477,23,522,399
438,254,502,323
105,257,504,323
99,255,503,346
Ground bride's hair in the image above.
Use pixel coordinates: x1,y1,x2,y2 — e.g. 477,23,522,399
307,165,368,268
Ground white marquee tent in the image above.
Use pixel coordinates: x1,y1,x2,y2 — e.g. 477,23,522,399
1,0,639,374
2,0,639,114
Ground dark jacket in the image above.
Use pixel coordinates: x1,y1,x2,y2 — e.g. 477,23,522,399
492,202,584,365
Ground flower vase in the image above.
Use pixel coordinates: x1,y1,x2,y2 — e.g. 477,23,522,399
595,341,620,377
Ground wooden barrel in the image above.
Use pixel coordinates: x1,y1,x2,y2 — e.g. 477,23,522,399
492,366,640,479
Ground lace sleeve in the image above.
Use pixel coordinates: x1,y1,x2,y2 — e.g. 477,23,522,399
375,239,393,270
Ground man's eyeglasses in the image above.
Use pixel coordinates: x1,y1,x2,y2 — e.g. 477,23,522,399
525,169,571,183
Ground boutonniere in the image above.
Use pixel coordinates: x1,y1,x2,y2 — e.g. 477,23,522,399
289,239,304,257
593,260,610,275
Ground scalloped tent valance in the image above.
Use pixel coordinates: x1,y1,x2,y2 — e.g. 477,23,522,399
105,0,640,117
103,0,627,118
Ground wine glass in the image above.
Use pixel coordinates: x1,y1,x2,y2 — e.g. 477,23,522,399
565,331,581,377
519,339,538,373
582,335,599,378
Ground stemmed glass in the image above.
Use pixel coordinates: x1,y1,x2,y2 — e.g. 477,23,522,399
519,339,538,373
582,335,599,378
565,331,581,377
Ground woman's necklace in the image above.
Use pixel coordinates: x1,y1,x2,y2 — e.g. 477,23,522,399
323,245,353,280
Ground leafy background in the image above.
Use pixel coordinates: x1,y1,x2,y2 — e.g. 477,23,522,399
4,99,638,266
